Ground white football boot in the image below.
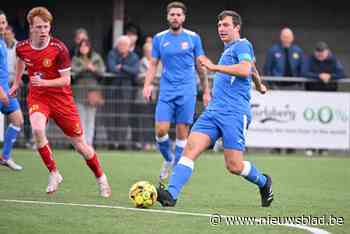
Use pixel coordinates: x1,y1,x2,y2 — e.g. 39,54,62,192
159,160,173,181
97,174,112,198
46,171,63,194
2,159,23,171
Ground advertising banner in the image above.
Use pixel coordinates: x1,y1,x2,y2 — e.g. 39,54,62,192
246,91,350,149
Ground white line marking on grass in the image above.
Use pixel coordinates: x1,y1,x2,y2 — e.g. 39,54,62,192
0,199,330,234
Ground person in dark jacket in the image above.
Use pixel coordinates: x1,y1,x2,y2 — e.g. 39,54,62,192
264,27,304,89
303,41,346,156
106,35,140,149
264,27,304,154
303,41,346,92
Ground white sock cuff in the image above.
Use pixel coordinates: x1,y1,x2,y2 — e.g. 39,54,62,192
178,157,194,170
9,123,21,132
240,161,252,177
156,134,169,142
175,139,187,148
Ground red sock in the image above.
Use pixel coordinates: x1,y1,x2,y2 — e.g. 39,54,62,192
38,144,57,172
86,153,103,178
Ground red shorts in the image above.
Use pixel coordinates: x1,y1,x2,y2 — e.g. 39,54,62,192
28,93,83,137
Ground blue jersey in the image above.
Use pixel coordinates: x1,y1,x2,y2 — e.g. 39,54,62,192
152,29,204,99
0,38,9,87
207,38,254,115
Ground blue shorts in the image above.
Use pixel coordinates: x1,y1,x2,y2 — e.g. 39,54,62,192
0,96,20,115
155,95,196,124
0,82,20,115
191,110,251,151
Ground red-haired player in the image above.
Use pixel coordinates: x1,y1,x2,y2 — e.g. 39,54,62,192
10,7,111,197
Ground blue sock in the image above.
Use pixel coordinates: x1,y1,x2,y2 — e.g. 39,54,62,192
2,124,21,161
174,139,187,165
156,134,173,162
240,161,267,188
168,157,194,199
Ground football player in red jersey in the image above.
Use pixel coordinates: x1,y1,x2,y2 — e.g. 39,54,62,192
9,7,111,197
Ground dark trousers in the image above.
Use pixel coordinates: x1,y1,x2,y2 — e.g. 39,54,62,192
104,78,134,146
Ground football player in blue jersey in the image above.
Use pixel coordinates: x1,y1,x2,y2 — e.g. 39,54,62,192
156,10,273,207
143,2,210,182
0,10,24,170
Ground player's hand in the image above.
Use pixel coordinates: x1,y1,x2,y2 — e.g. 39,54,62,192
9,82,20,97
0,87,9,107
30,75,47,86
143,84,154,102
257,84,267,94
198,57,216,71
202,90,211,107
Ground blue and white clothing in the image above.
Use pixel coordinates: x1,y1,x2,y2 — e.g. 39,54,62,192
152,29,204,124
192,38,254,151
0,38,20,114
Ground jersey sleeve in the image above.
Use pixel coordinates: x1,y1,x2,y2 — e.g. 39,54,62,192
152,36,161,60
234,42,253,63
57,43,71,72
193,34,205,58
15,44,24,61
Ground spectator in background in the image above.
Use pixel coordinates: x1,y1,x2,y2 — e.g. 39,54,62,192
133,42,161,150
72,39,106,146
264,27,304,155
125,25,143,58
303,41,345,92
303,42,346,156
4,25,17,83
264,27,304,89
144,35,153,44
106,35,139,150
70,28,89,57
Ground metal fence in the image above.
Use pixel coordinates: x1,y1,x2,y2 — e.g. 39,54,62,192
11,74,350,150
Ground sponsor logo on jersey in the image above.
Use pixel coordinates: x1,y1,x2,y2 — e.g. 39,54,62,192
181,41,189,50
43,58,53,67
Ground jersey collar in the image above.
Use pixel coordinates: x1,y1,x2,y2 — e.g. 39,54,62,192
30,37,51,51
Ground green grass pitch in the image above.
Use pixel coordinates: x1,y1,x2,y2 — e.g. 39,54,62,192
0,149,348,234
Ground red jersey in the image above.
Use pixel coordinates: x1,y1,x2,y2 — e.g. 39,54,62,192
16,37,73,97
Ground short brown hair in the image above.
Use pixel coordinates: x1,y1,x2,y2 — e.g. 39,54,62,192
218,10,242,27
27,7,53,25
167,1,187,14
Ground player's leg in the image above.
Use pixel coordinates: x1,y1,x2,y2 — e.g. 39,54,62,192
174,95,196,165
158,111,218,207
69,135,111,197
221,113,273,207
30,111,63,194
155,99,175,180
0,98,23,170
53,99,111,197
174,124,189,165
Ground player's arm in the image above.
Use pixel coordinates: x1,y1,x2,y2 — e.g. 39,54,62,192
252,61,267,94
196,55,211,106
0,86,9,107
9,57,26,97
143,58,160,102
200,57,252,78
31,70,71,87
